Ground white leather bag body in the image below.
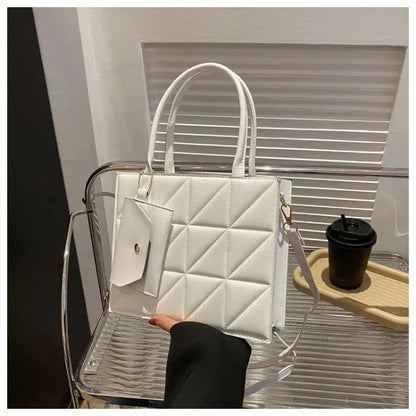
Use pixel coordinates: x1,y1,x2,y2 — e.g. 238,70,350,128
110,63,293,343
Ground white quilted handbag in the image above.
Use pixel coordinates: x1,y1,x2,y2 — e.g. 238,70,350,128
109,63,319,389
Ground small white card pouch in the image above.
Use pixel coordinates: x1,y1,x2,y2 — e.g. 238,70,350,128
110,198,152,288
110,197,173,313
132,198,173,297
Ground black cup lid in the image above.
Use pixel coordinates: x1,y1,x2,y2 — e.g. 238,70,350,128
326,215,377,248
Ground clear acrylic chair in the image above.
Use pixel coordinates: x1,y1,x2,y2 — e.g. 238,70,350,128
62,162,409,408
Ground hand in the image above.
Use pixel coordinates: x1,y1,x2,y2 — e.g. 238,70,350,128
148,314,180,333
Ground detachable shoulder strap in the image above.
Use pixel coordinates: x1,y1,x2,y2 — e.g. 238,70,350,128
245,226,320,396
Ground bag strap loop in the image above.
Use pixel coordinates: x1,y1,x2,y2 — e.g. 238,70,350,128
164,71,257,176
146,63,253,178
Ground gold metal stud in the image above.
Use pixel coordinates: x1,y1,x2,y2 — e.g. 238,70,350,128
134,243,141,253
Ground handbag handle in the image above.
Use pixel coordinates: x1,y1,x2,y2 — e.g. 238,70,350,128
164,71,257,176
146,63,252,178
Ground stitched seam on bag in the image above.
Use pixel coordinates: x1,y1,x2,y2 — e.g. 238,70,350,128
119,171,281,182
221,276,273,286
168,224,187,247
112,173,280,342
188,180,229,224
227,233,273,278
219,324,269,343
225,180,275,338
184,178,191,319
131,197,173,212
224,179,231,329
185,229,228,274
186,281,226,319
158,272,186,300
274,183,291,329
229,181,275,228
224,285,270,329
226,181,277,341
236,188,279,343
185,177,273,340
171,223,225,234
162,267,187,275
147,173,278,342
181,223,272,231
187,231,228,277
164,177,189,207
164,269,230,280
153,172,278,182
266,183,279,339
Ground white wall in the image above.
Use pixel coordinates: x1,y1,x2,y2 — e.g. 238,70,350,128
34,7,409,330
34,8,103,331
77,7,408,166
371,49,408,257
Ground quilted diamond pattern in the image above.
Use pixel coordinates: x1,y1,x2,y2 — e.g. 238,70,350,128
111,172,281,343
147,174,279,343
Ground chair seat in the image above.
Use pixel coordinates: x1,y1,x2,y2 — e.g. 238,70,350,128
75,251,409,408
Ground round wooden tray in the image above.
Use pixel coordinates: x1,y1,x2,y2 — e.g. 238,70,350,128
293,248,408,331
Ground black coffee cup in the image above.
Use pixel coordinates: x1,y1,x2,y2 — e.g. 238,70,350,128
326,214,377,290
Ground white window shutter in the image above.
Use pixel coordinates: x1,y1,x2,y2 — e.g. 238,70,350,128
142,43,405,248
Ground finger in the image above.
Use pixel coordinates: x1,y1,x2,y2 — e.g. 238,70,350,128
148,314,180,332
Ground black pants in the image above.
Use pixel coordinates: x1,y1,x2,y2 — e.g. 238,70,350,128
163,322,251,408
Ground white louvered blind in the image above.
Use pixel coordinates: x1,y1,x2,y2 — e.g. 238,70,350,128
142,43,405,248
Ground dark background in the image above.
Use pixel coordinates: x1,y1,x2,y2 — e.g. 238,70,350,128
8,8,91,408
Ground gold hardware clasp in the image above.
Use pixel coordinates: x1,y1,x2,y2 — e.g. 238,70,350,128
134,243,141,253
280,195,293,226
138,169,154,196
